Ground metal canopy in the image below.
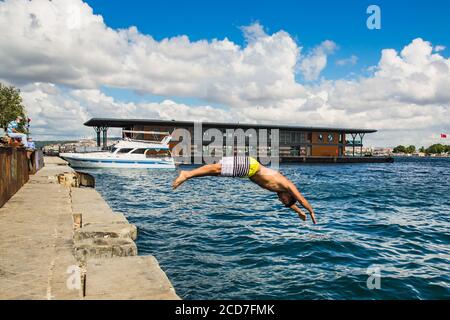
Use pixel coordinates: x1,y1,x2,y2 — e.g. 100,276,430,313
84,118,377,134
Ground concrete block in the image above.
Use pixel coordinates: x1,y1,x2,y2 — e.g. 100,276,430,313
85,256,180,300
73,212,82,230
81,211,128,226
48,252,82,300
75,172,95,188
58,172,79,187
74,238,137,263
74,223,137,241
44,157,68,165
71,187,112,211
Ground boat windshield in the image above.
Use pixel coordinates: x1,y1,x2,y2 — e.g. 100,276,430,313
113,148,133,154
145,149,171,158
131,148,147,154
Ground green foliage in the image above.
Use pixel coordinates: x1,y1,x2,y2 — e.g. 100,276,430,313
425,144,450,154
406,145,416,153
393,145,407,153
0,83,26,130
393,145,417,154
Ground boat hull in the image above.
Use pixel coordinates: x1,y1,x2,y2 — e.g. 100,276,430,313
60,154,175,169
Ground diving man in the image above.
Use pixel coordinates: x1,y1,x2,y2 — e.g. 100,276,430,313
172,156,317,223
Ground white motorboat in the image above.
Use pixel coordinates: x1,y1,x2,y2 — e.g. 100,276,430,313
60,131,175,169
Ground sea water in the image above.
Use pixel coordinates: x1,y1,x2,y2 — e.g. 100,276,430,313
83,157,450,299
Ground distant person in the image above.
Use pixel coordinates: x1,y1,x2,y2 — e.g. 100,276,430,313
27,137,36,150
173,156,317,223
6,116,29,148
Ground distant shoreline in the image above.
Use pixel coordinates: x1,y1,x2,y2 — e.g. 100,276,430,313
392,155,450,158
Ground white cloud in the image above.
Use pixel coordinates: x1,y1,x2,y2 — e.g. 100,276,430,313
336,55,358,66
0,0,305,108
299,40,337,81
0,0,449,147
434,45,446,52
20,83,236,140
241,21,267,43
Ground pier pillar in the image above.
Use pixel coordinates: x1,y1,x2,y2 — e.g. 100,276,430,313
351,133,357,156
102,127,108,149
359,133,365,156
94,127,101,147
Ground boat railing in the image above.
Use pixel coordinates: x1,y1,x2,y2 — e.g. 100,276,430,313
122,137,169,145
122,130,170,135
122,130,172,145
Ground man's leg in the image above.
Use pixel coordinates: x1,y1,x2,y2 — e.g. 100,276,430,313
172,163,221,189
9,133,28,148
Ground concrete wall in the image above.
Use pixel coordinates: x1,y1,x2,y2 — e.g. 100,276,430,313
0,147,29,208
29,149,44,174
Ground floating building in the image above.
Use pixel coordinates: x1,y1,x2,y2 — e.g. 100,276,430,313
84,118,393,163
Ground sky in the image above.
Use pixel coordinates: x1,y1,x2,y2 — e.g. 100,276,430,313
0,0,449,147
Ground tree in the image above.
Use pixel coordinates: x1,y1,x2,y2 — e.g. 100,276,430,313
419,146,425,153
406,145,416,154
393,145,407,153
0,83,26,130
426,144,446,154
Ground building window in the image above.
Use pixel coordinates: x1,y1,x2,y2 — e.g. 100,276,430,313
328,134,334,142
280,131,307,144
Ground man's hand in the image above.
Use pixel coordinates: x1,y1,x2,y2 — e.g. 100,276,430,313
290,204,307,221
286,184,316,224
290,204,317,224
309,210,317,224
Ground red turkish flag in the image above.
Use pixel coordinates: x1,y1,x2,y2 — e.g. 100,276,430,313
441,133,447,138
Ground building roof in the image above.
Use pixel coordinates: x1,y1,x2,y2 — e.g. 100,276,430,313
84,118,377,134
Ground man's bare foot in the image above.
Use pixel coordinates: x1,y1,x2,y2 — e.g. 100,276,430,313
172,171,189,189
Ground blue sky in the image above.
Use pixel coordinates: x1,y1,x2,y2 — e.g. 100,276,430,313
86,1,449,71
85,0,450,102
1,0,449,145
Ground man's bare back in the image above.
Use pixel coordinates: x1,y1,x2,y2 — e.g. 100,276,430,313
172,157,317,224
249,165,290,192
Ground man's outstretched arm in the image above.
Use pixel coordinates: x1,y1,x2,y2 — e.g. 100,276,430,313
287,183,317,224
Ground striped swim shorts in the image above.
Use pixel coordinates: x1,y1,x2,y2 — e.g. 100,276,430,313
219,156,260,178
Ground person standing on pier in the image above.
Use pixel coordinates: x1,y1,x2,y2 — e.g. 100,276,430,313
172,156,317,224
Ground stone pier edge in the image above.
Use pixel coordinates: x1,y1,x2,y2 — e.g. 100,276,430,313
0,156,180,300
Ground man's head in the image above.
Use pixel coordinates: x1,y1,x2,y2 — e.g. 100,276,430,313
27,137,32,142
16,116,23,123
277,192,296,207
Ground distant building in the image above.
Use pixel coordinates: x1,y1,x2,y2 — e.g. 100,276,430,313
373,147,393,156
42,139,102,155
83,118,394,163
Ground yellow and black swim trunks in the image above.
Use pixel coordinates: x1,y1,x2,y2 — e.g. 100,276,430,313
219,156,260,178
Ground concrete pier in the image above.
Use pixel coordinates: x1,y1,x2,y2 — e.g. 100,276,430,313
0,157,179,300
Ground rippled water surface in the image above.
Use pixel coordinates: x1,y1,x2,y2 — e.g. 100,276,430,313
83,158,450,299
